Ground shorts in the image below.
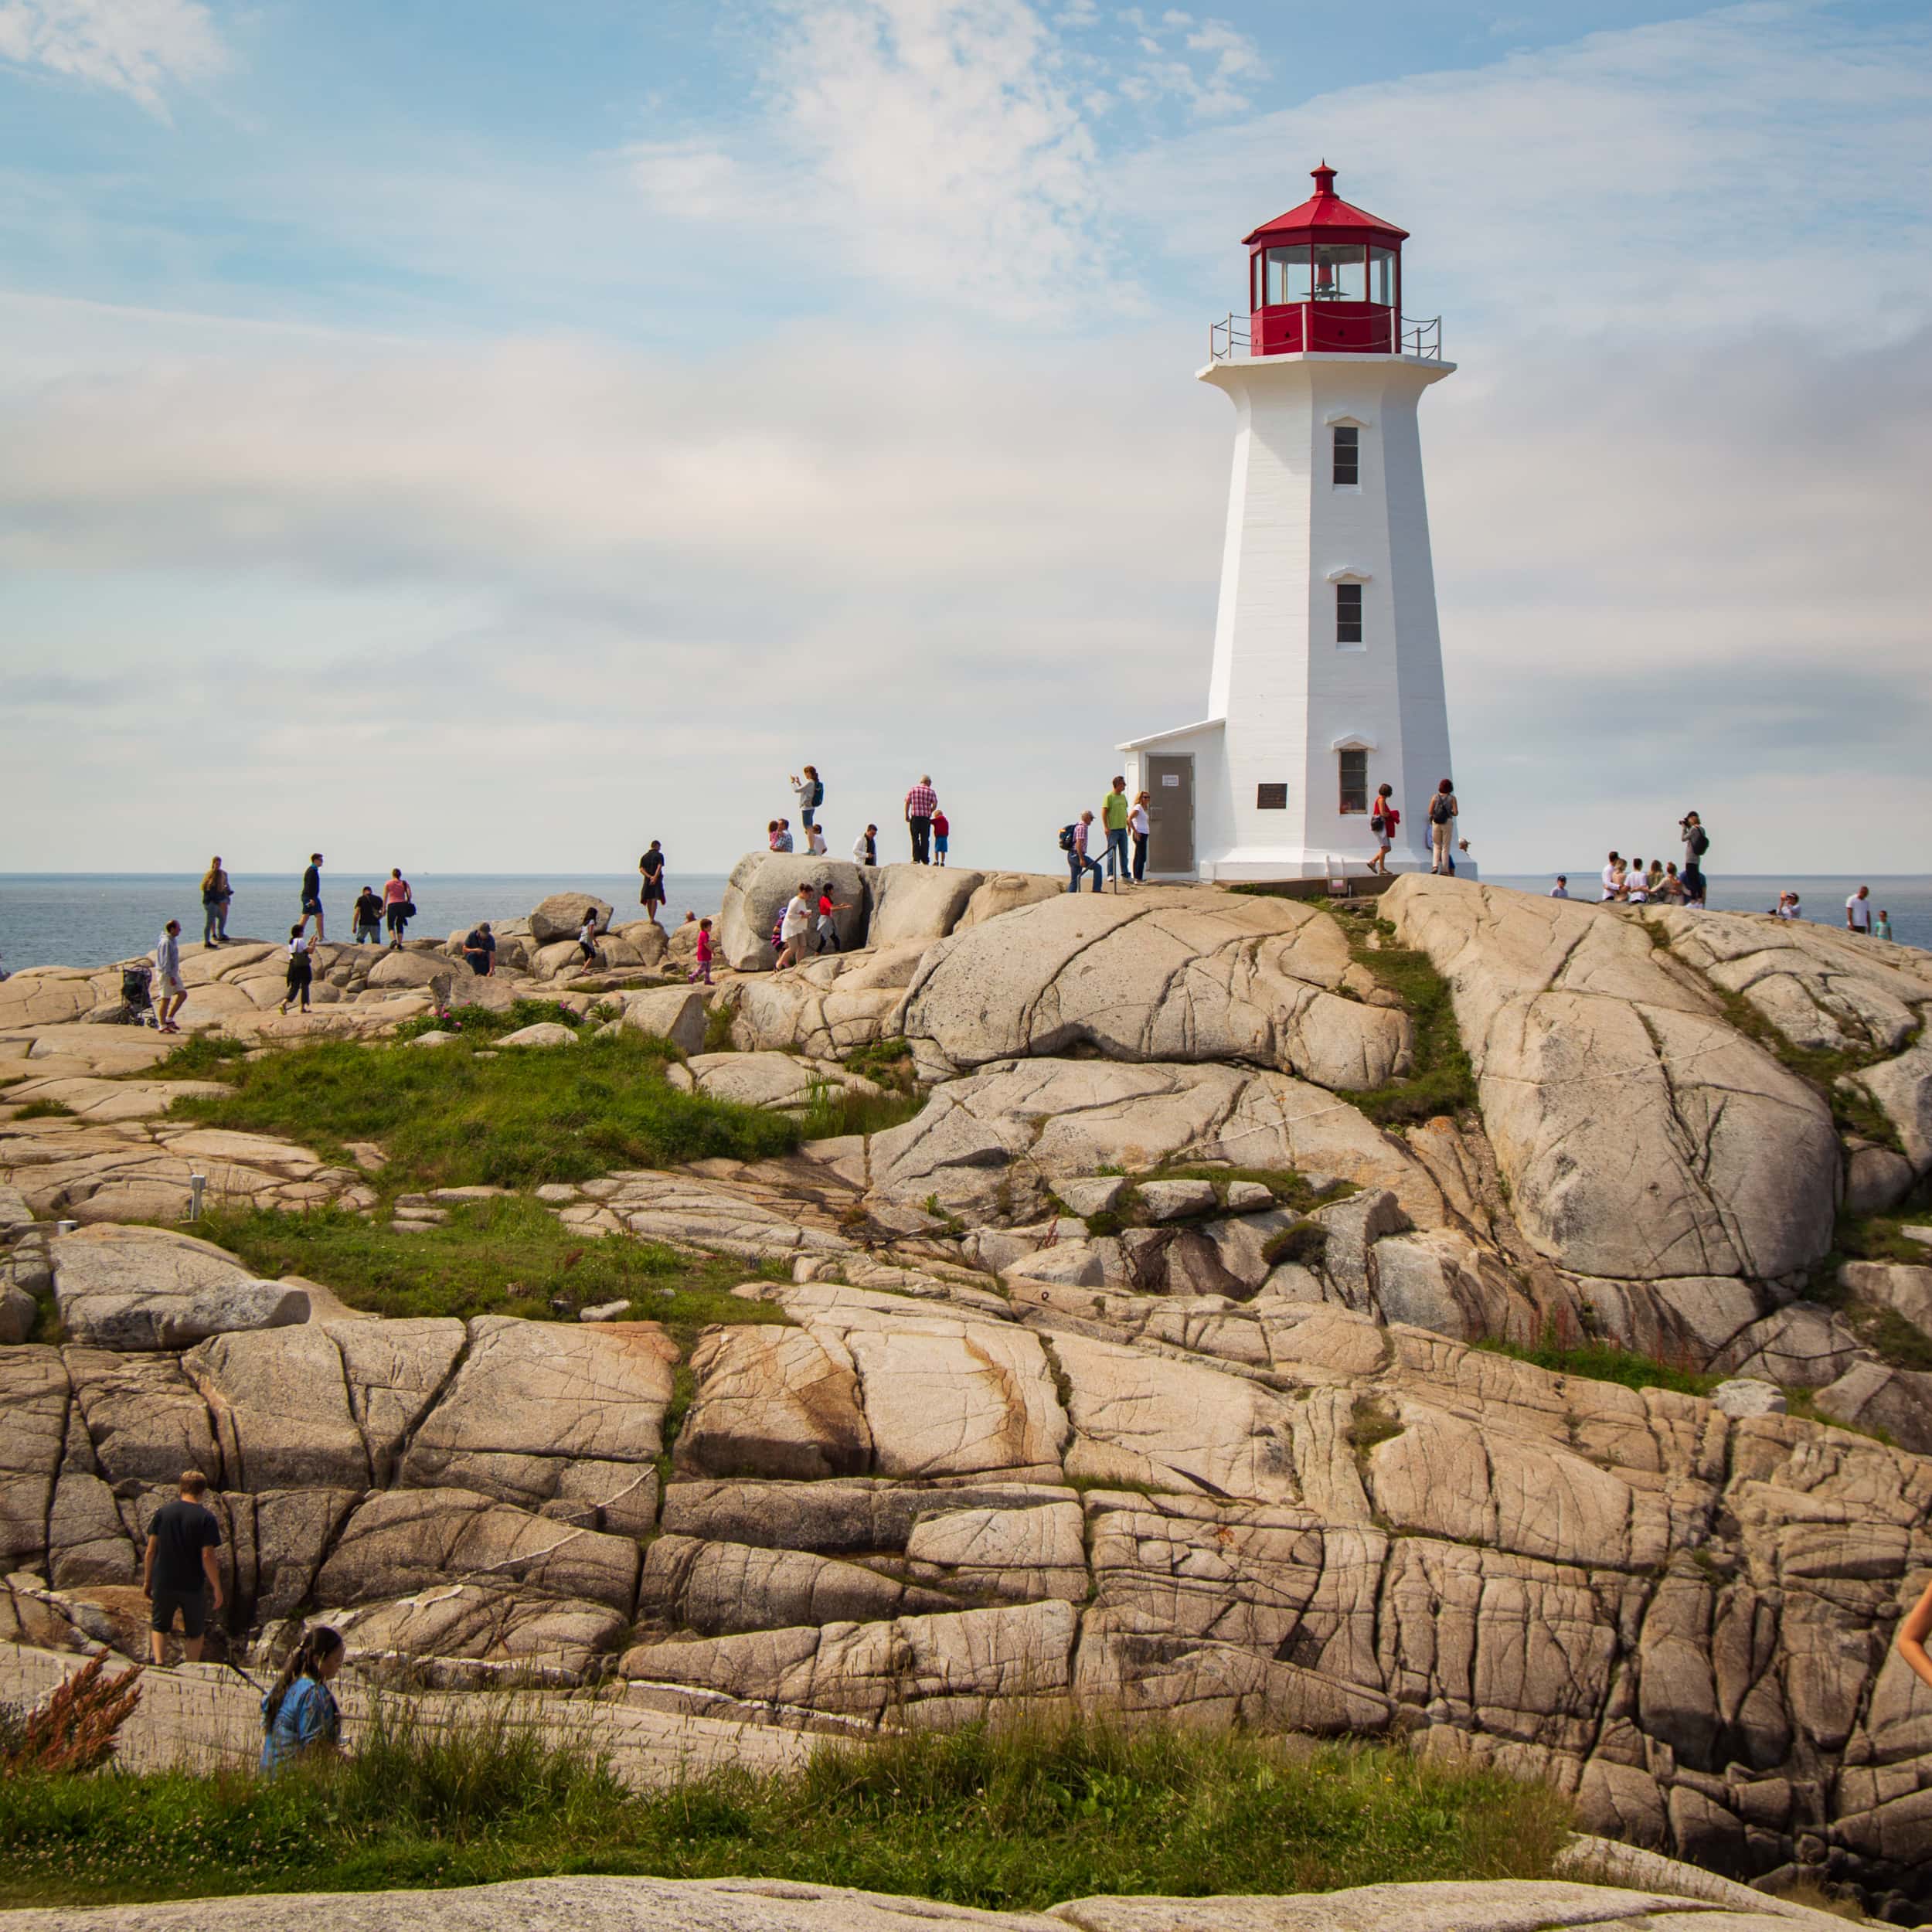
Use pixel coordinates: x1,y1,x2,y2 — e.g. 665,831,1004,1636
157,975,185,998
150,1584,208,1638
301,897,323,916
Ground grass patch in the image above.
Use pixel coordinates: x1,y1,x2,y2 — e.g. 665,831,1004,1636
393,999,590,1046
195,1198,793,1336
141,1034,253,1080
11,1099,76,1120
1474,1332,1716,1398
0,1706,1573,1910
1835,1212,1932,1267
1262,1223,1328,1269
1328,913,1478,1128
1347,1395,1403,1458
166,1032,798,1194
701,1001,737,1053
1143,1165,1355,1215
842,1038,919,1094
801,1079,928,1142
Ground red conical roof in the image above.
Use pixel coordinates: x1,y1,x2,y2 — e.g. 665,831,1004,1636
1242,163,1407,247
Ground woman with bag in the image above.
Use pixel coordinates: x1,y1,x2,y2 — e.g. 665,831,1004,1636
1427,780,1458,875
382,869,413,947
1367,787,1397,876
199,858,233,947
790,766,825,831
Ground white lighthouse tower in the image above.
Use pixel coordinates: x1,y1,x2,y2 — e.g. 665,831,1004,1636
1121,165,1461,882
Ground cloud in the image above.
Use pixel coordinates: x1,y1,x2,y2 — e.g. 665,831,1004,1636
621,139,747,222
0,0,225,111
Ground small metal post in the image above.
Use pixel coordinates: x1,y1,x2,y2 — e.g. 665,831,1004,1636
189,1173,206,1222
56,1219,77,1236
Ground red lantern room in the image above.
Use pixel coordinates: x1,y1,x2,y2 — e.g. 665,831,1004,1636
1243,163,1407,357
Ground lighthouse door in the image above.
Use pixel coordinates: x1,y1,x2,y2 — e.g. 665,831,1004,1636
1146,756,1195,876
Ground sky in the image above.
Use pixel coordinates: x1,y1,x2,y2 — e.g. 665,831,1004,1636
2,0,1928,878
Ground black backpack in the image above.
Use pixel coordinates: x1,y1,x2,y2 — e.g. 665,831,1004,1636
1429,795,1451,824
1691,827,1709,856
1057,824,1077,852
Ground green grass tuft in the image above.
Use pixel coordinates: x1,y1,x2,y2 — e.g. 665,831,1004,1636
1328,913,1478,1128
1475,1332,1716,1397
0,1706,1574,1910
194,1198,793,1338
11,1099,76,1121
141,1034,253,1080
165,1032,799,1193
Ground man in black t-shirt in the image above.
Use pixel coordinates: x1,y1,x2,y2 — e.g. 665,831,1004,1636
298,852,326,941
463,922,497,976
144,1469,224,1664
638,842,666,925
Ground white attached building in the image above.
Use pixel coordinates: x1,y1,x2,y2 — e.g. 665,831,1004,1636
1122,165,1465,883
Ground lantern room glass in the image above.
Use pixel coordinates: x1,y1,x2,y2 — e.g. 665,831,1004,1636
1262,247,1312,306
1369,247,1396,307
1311,243,1366,301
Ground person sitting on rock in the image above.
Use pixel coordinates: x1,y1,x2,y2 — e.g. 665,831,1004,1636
260,1625,345,1774
463,921,496,976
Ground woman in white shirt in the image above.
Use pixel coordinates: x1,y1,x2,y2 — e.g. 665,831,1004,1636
1625,859,1650,906
1129,792,1151,883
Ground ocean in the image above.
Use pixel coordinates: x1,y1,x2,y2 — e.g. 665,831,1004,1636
2,871,1929,976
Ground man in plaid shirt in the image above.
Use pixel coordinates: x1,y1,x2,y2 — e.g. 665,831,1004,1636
904,775,937,864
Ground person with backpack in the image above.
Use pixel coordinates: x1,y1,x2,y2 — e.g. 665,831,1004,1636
260,1625,345,1773
199,858,233,947
791,767,825,830
1427,781,1458,874
1061,811,1103,893
279,926,315,1014
1367,784,1399,876
1680,811,1709,876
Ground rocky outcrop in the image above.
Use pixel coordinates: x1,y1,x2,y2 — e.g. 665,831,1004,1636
727,944,925,1056
1383,878,1839,1282
51,1225,309,1350
900,890,1411,1090
529,893,614,944
717,855,868,971
865,864,985,947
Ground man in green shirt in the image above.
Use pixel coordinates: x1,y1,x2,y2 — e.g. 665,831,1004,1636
1101,777,1132,889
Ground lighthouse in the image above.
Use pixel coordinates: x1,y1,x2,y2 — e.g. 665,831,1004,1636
1121,165,1461,883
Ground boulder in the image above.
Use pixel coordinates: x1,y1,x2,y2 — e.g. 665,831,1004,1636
866,1057,1441,1226
1812,1361,1932,1453
618,987,710,1054
332,1583,628,1685
0,1284,35,1345
498,1022,579,1049
529,894,614,944
716,853,866,972
685,1052,820,1111
364,951,454,997
1846,1040,1932,1176
1708,1304,1870,1388
726,944,926,1057
52,1226,310,1352
638,1533,955,1635
1845,1140,1918,1215
0,969,101,1029
865,864,984,947
1840,1260,1932,1345
900,889,1410,1090
609,920,670,967
1384,876,1839,1281
1710,1378,1787,1419
676,1325,872,1480
956,872,1066,929
0,1347,69,1569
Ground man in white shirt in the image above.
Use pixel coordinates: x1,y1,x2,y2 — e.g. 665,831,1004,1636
152,920,186,1035
776,886,814,968
1626,859,1650,906
852,825,877,866
1847,886,1874,933
1600,852,1623,902
1549,876,1569,899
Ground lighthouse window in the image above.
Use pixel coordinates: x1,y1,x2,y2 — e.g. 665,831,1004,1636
1369,247,1396,307
1332,426,1359,487
1311,243,1366,302
1264,247,1312,305
1338,750,1369,815
1335,581,1363,645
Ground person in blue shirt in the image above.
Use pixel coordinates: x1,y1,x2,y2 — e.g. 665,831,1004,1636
260,1624,345,1774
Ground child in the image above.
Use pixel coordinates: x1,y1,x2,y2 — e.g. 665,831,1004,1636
814,882,850,954
805,821,828,856
279,925,314,1015
575,907,601,968
689,917,714,985
931,807,951,866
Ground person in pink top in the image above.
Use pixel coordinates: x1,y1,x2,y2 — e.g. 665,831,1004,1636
689,918,714,985
381,869,413,948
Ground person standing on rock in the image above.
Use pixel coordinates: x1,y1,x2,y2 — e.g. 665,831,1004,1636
1599,852,1623,903
382,869,413,947
1130,791,1151,882
1100,777,1132,889
143,1469,223,1665
260,1625,345,1773
777,885,815,967
690,917,714,985
298,853,326,940
852,825,878,867
905,776,937,864
1876,909,1895,940
152,920,186,1035
1848,886,1875,934
199,858,232,947
280,926,315,1015
638,842,666,924
1367,785,1397,877
352,886,383,944
575,906,603,968
1427,781,1458,875
1549,876,1570,899
931,805,951,866
791,766,824,831
1626,860,1651,906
